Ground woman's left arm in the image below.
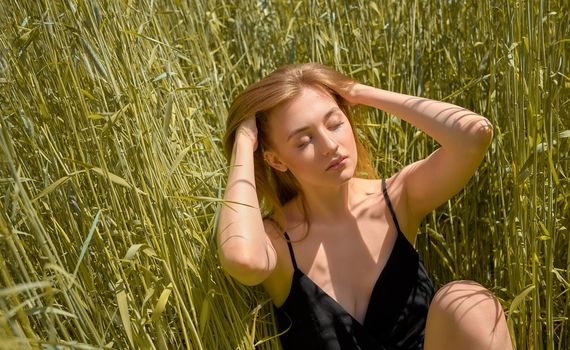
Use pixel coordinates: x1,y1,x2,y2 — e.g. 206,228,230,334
345,84,493,221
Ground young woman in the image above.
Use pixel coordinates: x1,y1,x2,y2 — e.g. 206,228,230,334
218,63,513,350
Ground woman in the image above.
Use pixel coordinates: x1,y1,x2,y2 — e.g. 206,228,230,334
218,63,513,349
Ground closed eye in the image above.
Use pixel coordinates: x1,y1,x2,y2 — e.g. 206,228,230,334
330,122,344,130
297,138,311,149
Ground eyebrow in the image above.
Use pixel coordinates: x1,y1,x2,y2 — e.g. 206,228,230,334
286,107,341,142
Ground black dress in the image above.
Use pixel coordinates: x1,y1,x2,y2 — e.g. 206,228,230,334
275,179,435,349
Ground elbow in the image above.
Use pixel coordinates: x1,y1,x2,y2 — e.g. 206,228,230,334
219,247,273,286
467,117,493,153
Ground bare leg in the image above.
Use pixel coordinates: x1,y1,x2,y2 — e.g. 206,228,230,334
424,280,513,350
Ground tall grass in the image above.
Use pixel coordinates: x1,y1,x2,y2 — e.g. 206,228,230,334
0,0,568,349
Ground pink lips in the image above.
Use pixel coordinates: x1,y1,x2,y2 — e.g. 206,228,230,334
326,156,347,171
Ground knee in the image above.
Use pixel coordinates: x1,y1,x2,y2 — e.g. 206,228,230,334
426,280,511,348
431,280,504,323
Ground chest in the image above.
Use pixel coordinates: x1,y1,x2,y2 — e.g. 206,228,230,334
291,216,399,323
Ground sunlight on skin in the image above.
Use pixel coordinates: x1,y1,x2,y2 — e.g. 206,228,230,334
424,281,514,350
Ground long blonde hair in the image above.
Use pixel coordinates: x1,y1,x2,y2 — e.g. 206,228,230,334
223,63,375,233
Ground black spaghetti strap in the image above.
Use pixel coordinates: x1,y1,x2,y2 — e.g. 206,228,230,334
382,179,403,234
283,232,298,269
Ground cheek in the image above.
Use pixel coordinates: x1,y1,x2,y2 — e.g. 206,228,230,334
289,150,315,168
282,150,318,178
342,127,357,148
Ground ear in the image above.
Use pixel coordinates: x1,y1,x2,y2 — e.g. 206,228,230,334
263,150,288,172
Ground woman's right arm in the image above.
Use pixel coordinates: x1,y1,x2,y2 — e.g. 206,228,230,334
217,118,277,286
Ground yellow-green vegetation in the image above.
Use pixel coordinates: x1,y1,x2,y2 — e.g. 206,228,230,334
0,0,568,349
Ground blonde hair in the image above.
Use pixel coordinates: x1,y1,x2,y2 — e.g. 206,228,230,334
223,63,375,233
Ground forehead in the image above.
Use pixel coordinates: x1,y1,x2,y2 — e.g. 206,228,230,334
268,86,340,137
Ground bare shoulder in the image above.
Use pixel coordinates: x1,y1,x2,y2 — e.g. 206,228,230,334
383,172,421,246
261,216,295,307
262,217,289,263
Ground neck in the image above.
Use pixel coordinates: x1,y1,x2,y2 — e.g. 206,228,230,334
297,178,355,223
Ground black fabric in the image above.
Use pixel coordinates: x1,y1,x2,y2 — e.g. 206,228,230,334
275,179,435,349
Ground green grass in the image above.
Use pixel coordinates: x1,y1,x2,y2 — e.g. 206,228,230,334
0,0,568,349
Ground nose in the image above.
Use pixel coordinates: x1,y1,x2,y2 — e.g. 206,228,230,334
321,132,339,156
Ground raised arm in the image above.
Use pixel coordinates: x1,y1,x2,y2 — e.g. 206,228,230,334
345,84,493,222
217,118,277,286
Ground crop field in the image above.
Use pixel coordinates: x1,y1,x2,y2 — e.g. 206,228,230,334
0,0,568,349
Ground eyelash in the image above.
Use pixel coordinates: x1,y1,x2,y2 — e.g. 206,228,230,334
332,122,344,130
298,141,310,149
297,122,344,149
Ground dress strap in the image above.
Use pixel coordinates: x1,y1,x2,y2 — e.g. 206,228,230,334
283,232,298,270
382,179,403,234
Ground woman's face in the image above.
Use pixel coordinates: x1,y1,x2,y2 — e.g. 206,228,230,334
263,86,357,188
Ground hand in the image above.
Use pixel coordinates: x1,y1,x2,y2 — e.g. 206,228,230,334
337,82,364,107
236,117,258,151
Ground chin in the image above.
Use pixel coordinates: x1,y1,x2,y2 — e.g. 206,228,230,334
336,165,356,183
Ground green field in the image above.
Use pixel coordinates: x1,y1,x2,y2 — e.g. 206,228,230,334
0,0,568,349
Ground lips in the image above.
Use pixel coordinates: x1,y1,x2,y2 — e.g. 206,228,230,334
326,156,347,171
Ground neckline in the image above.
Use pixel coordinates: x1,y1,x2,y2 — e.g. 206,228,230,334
279,229,404,328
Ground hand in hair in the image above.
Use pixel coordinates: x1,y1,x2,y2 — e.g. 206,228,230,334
335,82,364,107
236,116,258,151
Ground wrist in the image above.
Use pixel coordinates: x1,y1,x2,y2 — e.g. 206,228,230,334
235,131,256,150
349,83,372,105
231,134,256,166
